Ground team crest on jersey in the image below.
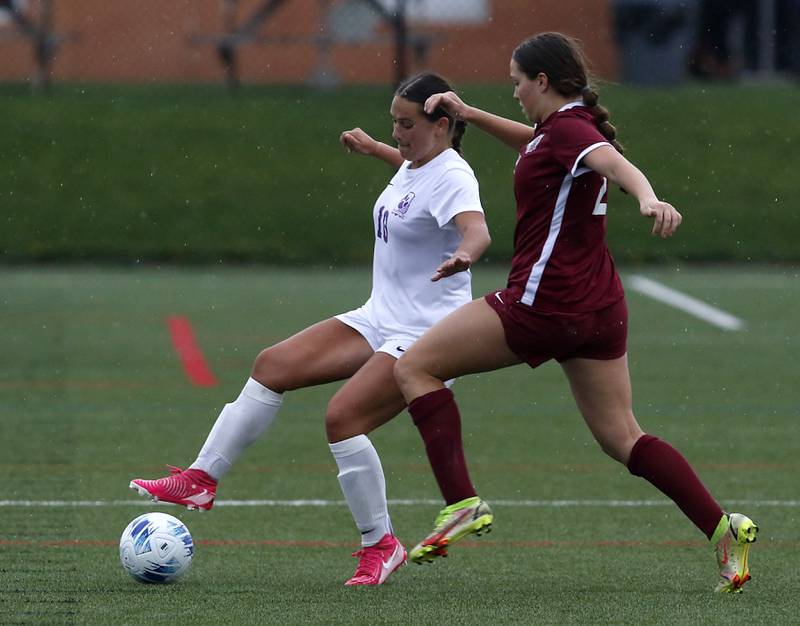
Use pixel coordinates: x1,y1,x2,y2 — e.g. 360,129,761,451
525,134,545,153
393,191,415,218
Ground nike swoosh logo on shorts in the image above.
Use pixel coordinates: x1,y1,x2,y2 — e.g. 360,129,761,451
495,291,504,304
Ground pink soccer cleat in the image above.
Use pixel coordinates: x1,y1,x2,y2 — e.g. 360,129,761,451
129,465,217,511
345,533,407,586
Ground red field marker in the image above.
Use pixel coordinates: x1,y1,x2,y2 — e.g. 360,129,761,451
166,316,218,387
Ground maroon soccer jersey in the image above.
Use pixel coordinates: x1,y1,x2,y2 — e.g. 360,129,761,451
507,103,624,313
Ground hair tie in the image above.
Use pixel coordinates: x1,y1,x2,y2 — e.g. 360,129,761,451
580,84,592,97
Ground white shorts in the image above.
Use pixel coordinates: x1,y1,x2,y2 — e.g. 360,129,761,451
335,304,455,387
335,305,417,357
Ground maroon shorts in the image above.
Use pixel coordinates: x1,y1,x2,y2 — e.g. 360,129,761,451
484,289,628,368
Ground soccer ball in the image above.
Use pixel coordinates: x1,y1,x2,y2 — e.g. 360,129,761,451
119,512,194,583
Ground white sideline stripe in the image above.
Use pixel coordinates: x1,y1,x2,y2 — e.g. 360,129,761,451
1,498,798,507
627,275,745,331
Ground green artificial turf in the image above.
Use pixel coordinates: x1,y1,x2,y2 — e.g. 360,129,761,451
1,264,798,623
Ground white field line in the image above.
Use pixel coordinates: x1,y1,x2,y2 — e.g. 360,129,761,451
626,275,745,331
1,498,798,507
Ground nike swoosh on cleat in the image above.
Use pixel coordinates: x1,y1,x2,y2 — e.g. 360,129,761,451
380,545,404,582
423,509,472,546
184,489,213,505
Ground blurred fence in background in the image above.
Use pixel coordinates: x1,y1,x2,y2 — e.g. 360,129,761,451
3,1,799,89
3,1,798,89
0,0,614,88
3,0,798,90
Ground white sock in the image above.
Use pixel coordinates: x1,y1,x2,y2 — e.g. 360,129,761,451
329,434,392,547
190,377,283,481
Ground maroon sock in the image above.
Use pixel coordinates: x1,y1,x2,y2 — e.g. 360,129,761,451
408,388,477,505
628,434,723,539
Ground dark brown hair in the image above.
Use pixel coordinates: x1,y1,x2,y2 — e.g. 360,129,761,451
512,32,623,153
395,72,467,154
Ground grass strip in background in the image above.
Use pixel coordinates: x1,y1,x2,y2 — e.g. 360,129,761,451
1,82,797,264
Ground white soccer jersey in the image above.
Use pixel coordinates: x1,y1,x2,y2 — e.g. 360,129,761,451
362,148,484,341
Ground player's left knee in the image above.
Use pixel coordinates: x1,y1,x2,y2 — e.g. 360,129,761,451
324,396,350,441
392,354,415,390
597,430,641,465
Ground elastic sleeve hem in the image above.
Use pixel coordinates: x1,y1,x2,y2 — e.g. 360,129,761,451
570,141,611,176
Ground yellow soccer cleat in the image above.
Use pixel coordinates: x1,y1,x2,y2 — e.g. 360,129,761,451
410,496,493,564
712,512,759,593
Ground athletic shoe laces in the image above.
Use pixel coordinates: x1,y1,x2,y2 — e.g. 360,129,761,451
152,465,202,499
350,545,384,579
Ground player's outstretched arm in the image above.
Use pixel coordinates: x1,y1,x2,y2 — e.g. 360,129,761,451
431,211,491,282
340,127,404,169
424,91,535,152
583,145,682,238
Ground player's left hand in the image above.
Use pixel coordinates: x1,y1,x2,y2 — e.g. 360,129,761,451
431,252,471,281
640,200,682,238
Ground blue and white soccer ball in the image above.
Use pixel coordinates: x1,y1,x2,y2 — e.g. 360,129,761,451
119,512,194,583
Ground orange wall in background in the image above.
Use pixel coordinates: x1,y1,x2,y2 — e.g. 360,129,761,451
0,0,618,84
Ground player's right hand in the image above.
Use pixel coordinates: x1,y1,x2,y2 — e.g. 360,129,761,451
424,91,471,120
340,128,376,156
431,252,472,282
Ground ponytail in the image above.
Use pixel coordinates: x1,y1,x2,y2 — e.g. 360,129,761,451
451,119,467,154
581,85,623,154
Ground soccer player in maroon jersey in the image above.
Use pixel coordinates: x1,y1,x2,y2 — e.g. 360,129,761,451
393,32,758,593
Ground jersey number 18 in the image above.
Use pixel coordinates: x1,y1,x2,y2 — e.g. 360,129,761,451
376,206,389,243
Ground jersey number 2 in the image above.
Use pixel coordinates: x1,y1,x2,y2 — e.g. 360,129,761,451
376,206,389,242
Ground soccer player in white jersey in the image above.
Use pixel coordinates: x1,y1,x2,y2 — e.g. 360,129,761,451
129,72,491,586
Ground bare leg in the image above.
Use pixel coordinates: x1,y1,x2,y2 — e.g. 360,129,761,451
394,298,520,504
560,355,644,463
132,319,382,508
326,352,406,442
561,355,724,538
192,318,375,479
394,298,520,401
252,318,376,392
